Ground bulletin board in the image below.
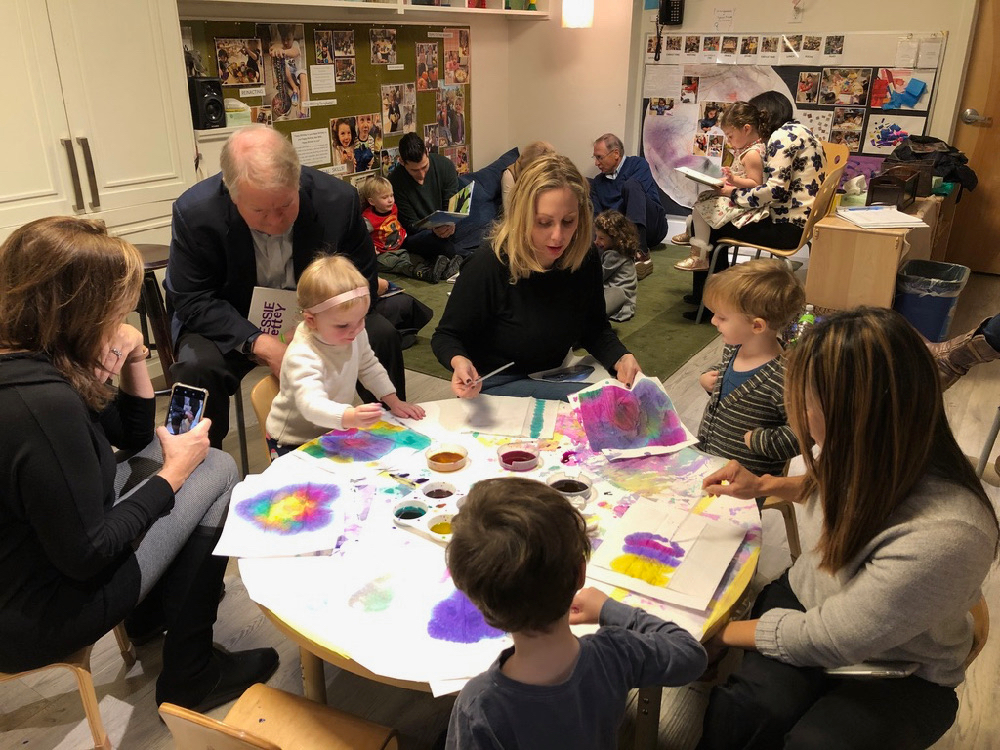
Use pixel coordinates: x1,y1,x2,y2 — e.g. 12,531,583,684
639,30,946,210
181,19,473,186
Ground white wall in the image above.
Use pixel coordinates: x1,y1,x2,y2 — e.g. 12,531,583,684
625,0,977,141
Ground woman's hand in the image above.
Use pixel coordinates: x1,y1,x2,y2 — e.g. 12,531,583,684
383,394,425,420
97,324,145,379
569,587,608,625
614,354,641,388
156,420,211,492
450,356,482,399
702,459,764,498
343,403,384,429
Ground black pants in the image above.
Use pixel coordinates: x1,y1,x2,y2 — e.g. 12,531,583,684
171,311,405,448
697,573,959,750
691,221,803,303
619,179,668,249
404,229,457,265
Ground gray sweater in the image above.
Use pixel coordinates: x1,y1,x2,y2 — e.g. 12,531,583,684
755,457,997,687
445,599,707,749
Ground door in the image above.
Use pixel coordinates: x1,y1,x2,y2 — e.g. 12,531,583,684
46,0,195,212
948,0,1000,274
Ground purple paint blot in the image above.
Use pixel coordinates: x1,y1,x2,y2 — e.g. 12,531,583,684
561,451,578,464
427,590,504,643
622,532,686,566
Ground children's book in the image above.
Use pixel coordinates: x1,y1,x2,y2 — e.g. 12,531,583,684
413,181,475,230
379,280,405,299
675,166,724,188
248,286,300,341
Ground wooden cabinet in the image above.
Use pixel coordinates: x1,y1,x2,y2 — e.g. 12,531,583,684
0,0,196,241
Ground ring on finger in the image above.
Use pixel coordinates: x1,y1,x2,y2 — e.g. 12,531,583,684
111,348,123,358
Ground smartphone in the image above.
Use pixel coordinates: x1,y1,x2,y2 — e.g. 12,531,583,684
544,364,595,382
164,383,209,435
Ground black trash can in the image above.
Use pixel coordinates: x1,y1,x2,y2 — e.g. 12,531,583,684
893,260,970,342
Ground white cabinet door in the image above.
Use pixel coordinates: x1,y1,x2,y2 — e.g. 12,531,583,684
46,0,195,212
0,1,82,228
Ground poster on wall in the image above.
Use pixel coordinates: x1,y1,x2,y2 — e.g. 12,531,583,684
370,28,398,65
381,83,417,136
862,113,927,155
315,31,334,64
818,67,871,106
334,30,356,57
256,24,309,120
738,36,759,65
215,38,264,86
416,42,440,90
822,35,845,62
436,85,466,145
795,71,820,104
684,35,701,61
443,27,471,84
443,145,470,175
759,35,780,64
335,58,357,83
869,68,936,110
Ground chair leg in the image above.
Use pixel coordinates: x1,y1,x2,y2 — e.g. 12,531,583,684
695,244,726,324
69,664,113,750
975,407,1000,478
234,387,249,478
111,623,136,670
775,502,802,560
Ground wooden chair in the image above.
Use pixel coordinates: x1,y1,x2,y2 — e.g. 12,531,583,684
695,141,852,324
0,624,135,750
159,683,398,750
761,496,802,560
250,374,281,466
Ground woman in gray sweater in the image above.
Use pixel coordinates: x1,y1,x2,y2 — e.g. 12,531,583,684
697,307,999,749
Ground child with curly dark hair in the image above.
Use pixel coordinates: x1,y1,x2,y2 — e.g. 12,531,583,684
594,210,639,321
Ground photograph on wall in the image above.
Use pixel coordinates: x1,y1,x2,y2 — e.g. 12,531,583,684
828,128,861,153
315,30,334,64
355,113,382,168
423,123,439,154
380,147,400,177
215,38,264,86
801,35,822,62
706,133,726,159
370,28,398,65
818,67,871,106
779,34,803,65
692,132,708,157
335,58,357,83
720,35,738,59
330,116,358,175
663,35,682,55
382,83,417,136
182,26,209,77
684,35,701,60
349,170,378,189
869,68,935,110
759,35,780,63
738,36,759,64
256,23,309,120
863,113,926,155
699,101,725,131
416,42,440,91
823,35,845,58
832,106,865,131
436,85,466,145
334,30,356,57
701,35,720,64
796,109,833,140
250,105,272,126
443,27,471,85
443,146,470,175
680,75,699,104
648,97,675,116
795,72,819,104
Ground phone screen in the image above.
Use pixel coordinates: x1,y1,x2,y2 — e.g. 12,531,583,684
548,364,594,382
165,384,208,435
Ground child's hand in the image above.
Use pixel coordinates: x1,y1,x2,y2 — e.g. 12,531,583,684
569,587,609,625
699,370,719,393
344,403,384,429
744,430,753,449
377,277,390,295
384,394,426,420
721,166,732,180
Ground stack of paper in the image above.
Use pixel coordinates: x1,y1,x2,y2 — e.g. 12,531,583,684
836,206,927,229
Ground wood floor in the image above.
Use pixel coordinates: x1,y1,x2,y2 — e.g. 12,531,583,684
3,270,1000,749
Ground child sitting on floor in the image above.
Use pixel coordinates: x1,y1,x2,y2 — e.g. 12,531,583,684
445,477,707,750
359,175,459,284
696,259,804,480
265,255,424,457
674,101,769,270
594,210,639,322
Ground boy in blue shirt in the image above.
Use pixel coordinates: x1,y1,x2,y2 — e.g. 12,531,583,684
445,477,707,750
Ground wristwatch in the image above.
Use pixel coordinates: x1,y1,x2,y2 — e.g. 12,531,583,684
242,331,262,358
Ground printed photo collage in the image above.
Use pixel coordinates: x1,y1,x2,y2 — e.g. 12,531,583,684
646,31,850,67
201,22,472,187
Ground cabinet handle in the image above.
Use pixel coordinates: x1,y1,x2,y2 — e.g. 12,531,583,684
76,137,101,209
61,138,85,212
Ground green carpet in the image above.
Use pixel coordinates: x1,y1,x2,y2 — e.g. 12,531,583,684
399,244,719,382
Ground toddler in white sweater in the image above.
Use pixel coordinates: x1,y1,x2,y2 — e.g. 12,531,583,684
266,255,424,455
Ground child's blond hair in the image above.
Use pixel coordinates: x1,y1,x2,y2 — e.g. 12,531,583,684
703,258,804,331
297,255,369,313
358,175,392,209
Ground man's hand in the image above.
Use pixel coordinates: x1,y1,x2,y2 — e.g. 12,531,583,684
433,223,456,238
251,334,287,380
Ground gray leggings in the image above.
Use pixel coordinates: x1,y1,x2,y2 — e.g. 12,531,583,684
113,441,238,600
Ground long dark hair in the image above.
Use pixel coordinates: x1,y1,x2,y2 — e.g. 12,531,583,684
748,90,793,139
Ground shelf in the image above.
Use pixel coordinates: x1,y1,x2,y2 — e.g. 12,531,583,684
178,0,549,20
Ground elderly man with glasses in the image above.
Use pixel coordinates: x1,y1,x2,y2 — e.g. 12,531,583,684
590,134,667,279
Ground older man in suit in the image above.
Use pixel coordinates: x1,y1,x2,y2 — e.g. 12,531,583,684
166,125,404,448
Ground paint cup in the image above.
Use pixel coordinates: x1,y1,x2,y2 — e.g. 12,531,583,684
422,481,458,501
426,443,468,472
497,442,539,471
393,499,429,523
546,472,593,509
424,513,454,541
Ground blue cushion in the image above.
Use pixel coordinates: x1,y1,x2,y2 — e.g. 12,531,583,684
453,146,519,253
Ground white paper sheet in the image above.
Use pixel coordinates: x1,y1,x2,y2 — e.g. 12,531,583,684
248,286,300,340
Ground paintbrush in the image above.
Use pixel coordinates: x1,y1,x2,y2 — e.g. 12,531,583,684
471,361,515,386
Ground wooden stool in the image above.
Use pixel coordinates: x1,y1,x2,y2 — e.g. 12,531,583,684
0,624,135,750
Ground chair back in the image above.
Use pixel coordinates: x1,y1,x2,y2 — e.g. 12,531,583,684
965,595,990,668
797,141,851,248
250,375,281,464
160,702,280,750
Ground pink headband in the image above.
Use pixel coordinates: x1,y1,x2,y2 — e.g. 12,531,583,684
304,286,369,314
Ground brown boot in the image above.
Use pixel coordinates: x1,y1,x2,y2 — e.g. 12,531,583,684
927,318,1000,390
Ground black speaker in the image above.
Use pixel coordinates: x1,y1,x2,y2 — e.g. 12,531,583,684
188,77,225,130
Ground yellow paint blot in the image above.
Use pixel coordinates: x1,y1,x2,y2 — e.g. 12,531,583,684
430,521,452,535
610,553,674,586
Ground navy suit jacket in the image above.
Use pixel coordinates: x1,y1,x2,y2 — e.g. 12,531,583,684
166,167,378,355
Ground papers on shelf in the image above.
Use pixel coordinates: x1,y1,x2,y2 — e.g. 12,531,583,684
835,206,927,228
675,166,724,188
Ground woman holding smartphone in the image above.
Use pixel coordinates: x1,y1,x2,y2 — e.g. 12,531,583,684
0,217,278,711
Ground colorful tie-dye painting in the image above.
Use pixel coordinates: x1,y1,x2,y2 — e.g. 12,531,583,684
349,574,395,612
610,531,687,586
427,589,505,644
235,482,340,534
570,375,697,460
299,420,432,463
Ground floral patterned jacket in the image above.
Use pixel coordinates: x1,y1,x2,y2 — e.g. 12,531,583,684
729,122,826,228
